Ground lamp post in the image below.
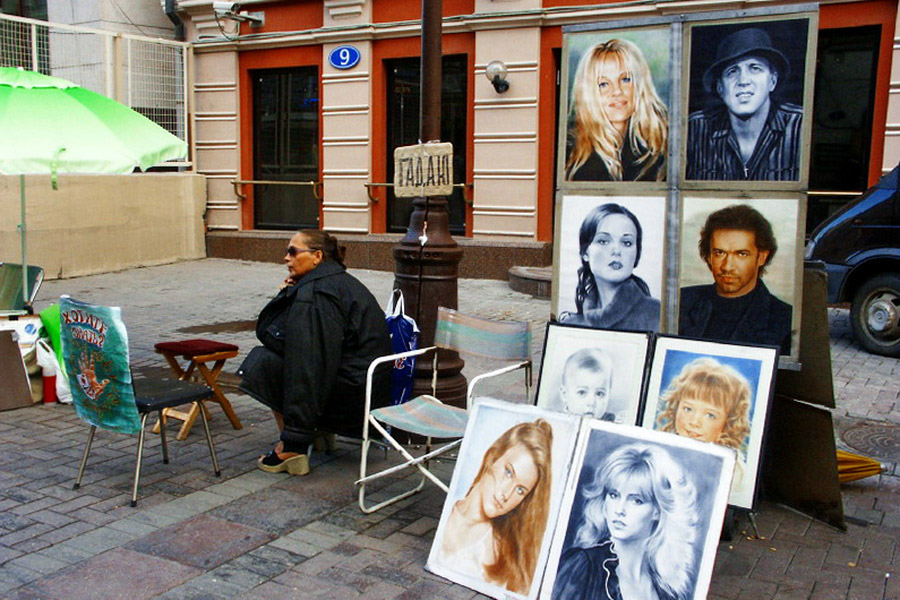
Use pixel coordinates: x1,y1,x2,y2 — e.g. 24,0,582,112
392,0,466,405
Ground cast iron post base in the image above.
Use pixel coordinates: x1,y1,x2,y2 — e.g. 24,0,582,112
393,195,466,408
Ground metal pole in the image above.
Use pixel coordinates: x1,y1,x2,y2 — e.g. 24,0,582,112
19,175,28,310
420,0,442,143
392,0,466,407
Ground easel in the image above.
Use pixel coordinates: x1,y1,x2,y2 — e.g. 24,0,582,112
761,266,845,530
723,267,844,538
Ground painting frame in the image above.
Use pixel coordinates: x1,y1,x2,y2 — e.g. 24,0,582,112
681,13,818,190
677,192,805,363
640,335,779,509
551,192,667,332
427,399,581,600
557,23,674,190
535,322,650,425
539,421,735,600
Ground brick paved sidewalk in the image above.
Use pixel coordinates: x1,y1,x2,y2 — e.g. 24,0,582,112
0,258,891,599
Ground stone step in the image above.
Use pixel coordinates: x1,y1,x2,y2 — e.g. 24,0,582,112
508,265,552,298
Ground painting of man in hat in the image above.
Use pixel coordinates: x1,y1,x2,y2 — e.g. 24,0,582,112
686,19,810,181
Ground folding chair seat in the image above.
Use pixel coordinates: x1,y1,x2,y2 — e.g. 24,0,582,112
357,306,532,513
59,296,221,507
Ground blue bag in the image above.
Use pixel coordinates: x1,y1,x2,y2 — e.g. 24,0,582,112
385,290,419,405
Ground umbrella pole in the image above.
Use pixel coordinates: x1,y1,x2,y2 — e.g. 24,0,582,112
19,174,29,312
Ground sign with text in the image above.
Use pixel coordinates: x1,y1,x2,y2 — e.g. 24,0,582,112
393,142,453,198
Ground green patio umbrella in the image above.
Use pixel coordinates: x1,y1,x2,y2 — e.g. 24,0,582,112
0,66,188,308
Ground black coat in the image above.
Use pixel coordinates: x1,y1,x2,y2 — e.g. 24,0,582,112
679,280,793,354
248,261,392,444
552,539,679,600
558,276,661,332
568,137,665,182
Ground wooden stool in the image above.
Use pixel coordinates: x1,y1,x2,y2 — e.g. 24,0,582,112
152,339,242,441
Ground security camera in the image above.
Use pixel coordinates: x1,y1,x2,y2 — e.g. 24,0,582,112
212,0,264,28
212,2,240,13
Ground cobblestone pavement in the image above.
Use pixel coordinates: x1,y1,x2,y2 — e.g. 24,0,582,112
0,258,892,599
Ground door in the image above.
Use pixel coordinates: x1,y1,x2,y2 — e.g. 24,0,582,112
808,26,881,232
385,55,467,234
252,67,319,230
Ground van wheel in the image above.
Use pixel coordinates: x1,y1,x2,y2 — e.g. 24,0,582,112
850,273,900,357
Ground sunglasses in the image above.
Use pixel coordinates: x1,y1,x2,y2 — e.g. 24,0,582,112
286,246,318,257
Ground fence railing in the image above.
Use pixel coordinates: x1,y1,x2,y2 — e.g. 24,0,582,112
0,12,190,165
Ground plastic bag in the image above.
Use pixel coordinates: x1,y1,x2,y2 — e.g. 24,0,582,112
385,290,419,406
36,338,72,404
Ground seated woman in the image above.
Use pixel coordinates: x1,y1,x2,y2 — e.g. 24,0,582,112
438,419,553,595
237,229,392,475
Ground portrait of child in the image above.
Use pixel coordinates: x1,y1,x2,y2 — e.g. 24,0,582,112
536,324,650,426
657,357,751,492
641,337,778,509
557,348,617,421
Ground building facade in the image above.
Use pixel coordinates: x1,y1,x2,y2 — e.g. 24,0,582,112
178,0,896,269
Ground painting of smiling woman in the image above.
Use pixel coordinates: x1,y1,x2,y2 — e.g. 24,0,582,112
563,29,671,183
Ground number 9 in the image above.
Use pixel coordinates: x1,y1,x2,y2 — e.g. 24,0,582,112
339,48,350,66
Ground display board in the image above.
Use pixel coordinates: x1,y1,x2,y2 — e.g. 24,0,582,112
555,5,819,365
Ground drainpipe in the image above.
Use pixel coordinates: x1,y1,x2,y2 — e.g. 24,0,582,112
164,0,185,41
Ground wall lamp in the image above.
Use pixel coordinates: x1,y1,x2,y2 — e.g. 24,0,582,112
485,60,509,93
212,2,265,27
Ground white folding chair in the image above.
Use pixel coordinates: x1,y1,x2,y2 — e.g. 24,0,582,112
357,306,532,513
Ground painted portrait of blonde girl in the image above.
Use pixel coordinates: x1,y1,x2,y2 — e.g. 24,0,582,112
657,357,752,492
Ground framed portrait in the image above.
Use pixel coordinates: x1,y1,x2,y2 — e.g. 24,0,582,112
427,399,581,600
640,336,778,509
536,323,650,425
539,421,735,600
558,25,672,187
683,15,817,187
551,194,666,332
677,194,804,361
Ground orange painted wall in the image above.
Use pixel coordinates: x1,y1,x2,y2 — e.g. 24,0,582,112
537,26,562,243
237,45,322,229
373,0,474,23
236,1,322,35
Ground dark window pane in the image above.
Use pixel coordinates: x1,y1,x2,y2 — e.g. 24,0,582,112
386,55,467,234
252,67,319,230
808,26,881,231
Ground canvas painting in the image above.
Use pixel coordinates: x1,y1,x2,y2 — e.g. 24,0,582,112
536,323,650,425
540,421,735,600
552,194,666,332
685,17,812,182
679,195,802,359
641,336,778,508
427,399,581,600
560,26,672,183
